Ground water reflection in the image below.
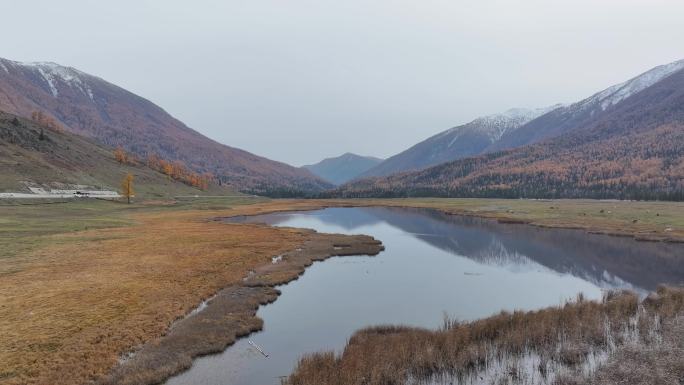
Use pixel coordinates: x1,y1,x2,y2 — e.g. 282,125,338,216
291,207,684,292
236,207,684,291
167,207,684,385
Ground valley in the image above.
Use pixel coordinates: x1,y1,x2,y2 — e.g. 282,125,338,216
1,9,684,385
3,56,684,202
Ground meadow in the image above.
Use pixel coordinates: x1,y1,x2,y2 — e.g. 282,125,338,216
0,197,328,385
2,197,684,385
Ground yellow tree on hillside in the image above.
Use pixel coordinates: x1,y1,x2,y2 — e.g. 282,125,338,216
121,173,134,204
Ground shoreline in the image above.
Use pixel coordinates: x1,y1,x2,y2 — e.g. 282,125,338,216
337,199,684,244
216,198,684,243
99,229,383,385
5,197,683,385
100,199,683,384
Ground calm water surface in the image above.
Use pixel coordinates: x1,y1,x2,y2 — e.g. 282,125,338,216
167,207,684,385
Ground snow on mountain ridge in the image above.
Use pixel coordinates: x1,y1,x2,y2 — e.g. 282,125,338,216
474,105,563,141
580,59,684,112
0,59,95,101
443,104,562,146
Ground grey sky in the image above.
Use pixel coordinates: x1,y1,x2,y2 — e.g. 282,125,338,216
2,0,683,166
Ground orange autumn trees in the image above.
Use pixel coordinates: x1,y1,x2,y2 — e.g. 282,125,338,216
30,111,64,132
146,152,212,190
329,124,684,201
113,147,129,164
113,147,140,166
113,149,212,190
30,110,65,140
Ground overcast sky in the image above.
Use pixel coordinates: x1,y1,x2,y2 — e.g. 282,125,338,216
2,0,683,166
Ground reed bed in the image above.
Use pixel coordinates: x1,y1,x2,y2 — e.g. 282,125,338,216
286,287,684,385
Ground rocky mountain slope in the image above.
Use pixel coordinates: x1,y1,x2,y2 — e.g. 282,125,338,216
303,153,383,185
329,60,684,200
0,58,330,196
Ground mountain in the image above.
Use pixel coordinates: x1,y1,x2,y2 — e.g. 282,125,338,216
0,58,331,196
362,59,684,179
361,106,559,178
329,59,684,200
0,111,230,198
490,59,684,151
303,153,383,185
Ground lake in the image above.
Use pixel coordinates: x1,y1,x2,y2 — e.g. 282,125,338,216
166,207,684,385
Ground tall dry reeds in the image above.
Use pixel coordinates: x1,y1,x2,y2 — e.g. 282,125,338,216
286,287,684,385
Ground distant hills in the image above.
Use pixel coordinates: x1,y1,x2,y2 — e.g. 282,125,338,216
330,58,684,200
303,153,383,185
0,111,229,198
0,58,330,196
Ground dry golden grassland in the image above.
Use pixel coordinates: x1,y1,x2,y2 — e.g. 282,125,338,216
102,232,382,385
0,198,339,385
2,197,683,385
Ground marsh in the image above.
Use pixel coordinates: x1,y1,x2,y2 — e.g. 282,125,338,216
167,207,684,385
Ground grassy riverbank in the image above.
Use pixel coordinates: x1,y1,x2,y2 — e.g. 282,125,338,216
102,232,382,385
2,197,684,385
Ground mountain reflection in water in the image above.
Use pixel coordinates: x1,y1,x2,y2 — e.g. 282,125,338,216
238,207,684,292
